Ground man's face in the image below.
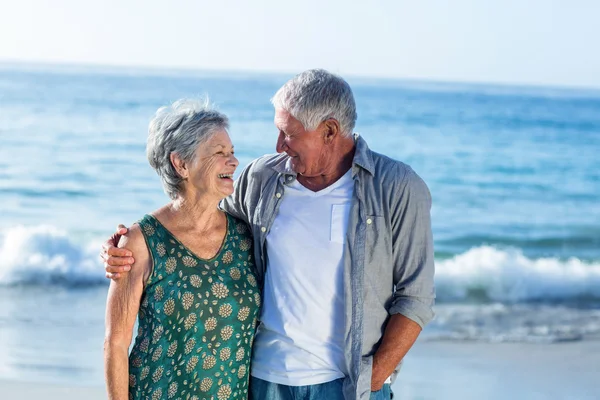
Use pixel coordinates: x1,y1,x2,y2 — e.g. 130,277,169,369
274,108,329,177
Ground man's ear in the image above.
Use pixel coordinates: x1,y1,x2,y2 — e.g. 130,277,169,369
170,152,188,179
323,119,341,144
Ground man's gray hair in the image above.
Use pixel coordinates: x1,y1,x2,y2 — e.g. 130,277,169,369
271,69,357,137
146,99,229,199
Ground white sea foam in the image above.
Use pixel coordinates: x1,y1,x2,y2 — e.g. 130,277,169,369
0,225,105,286
1,226,599,300
426,303,600,343
435,245,600,302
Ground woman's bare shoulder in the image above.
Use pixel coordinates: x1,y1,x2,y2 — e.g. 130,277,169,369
118,223,145,248
117,223,151,277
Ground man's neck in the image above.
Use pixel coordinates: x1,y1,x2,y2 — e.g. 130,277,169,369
297,142,355,192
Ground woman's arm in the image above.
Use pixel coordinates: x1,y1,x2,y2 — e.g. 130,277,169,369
103,224,150,400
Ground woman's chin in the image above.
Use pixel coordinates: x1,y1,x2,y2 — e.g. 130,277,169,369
218,183,235,197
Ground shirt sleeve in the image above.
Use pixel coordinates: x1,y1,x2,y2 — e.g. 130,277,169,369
388,168,436,328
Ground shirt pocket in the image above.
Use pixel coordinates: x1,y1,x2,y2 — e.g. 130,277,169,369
330,203,351,244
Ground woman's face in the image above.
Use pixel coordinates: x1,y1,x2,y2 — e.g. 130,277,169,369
183,129,239,200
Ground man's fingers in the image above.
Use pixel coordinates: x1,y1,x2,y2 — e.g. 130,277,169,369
101,240,116,251
117,224,128,235
106,247,132,257
105,262,131,273
99,246,129,261
100,224,129,252
105,255,134,267
100,223,132,281
106,272,121,280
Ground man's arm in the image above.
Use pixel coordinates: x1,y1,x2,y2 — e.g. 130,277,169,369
104,225,149,399
371,169,436,390
105,157,264,280
371,314,421,390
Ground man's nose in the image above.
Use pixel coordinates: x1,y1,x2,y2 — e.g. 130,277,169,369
276,132,287,153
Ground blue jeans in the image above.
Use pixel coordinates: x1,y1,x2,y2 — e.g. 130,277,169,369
250,376,392,400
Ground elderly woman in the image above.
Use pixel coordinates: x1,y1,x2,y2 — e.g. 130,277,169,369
104,99,260,400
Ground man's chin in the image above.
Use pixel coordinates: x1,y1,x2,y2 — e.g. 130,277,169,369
290,159,302,174
289,159,304,174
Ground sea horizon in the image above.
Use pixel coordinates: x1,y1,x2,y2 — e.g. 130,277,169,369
2,58,600,93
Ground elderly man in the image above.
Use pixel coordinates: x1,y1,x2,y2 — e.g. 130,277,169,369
103,69,435,400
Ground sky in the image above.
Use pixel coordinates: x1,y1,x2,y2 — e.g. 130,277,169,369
1,0,599,88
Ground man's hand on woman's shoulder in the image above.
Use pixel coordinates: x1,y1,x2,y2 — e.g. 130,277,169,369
101,224,134,279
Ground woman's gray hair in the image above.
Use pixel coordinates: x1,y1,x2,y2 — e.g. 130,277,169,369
271,69,357,137
146,99,229,199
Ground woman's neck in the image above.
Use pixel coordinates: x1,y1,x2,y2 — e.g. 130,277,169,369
166,194,224,232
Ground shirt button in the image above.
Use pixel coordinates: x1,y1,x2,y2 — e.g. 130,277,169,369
261,227,267,232
275,193,282,198
366,218,373,225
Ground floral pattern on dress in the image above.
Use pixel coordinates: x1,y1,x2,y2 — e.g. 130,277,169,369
128,213,260,400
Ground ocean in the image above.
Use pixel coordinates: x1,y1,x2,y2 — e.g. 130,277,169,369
0,64,599,395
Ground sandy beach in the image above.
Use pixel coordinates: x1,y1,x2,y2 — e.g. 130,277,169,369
2,339,598,400
393,339,600,400
0,380,105,399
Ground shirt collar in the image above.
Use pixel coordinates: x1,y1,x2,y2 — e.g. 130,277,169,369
267,153,294,175
268,133,375,177
351,133,375,176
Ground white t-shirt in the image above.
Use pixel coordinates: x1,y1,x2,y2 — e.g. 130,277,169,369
250,169,354,386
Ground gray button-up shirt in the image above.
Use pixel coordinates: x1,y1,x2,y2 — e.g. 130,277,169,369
221,134,435,399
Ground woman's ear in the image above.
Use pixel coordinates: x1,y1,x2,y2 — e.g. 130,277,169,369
170,152,188,179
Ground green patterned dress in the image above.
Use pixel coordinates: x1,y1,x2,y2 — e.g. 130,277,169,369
128,213,260,400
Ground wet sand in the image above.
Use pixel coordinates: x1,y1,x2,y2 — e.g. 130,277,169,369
393,339,600,400
2,339,598,399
